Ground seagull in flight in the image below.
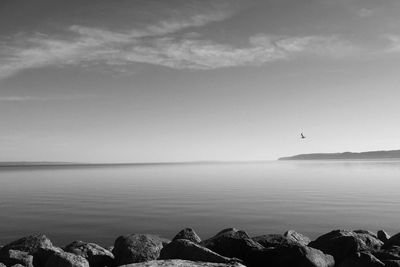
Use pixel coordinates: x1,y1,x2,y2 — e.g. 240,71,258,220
301,133,306,139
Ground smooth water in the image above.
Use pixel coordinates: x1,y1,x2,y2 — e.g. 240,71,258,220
0,160,400,247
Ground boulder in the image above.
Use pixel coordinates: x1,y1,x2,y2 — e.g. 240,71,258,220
377,230,390,243
45,252,89,267
0,250,33,267
112,234,165,265
337,252,384,267
0,234,62,267
246,244,334,267
172,228,201,244
0,263,5,267
200,228,263,262
253,230,310,248
64,241,114,267
159,239,236,264
116,259,246,267
383,233,400,249
354,230,378,238
309,230,382,263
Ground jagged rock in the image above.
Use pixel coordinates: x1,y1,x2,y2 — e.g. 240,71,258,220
172,228,201,244
116,259,246,267
64,241,114,267
0,234,62,267
383,233,400,249
45,252,89,267
201,228,263,263
0,250,33,267
253,230,310,248
246,244,334,267
159,239,236,264
308,230,382,263
112,234,165,265
377,230,390,243
353,230,378,238
337,252,384,267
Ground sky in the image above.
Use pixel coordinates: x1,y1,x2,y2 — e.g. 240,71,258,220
1,0,400,163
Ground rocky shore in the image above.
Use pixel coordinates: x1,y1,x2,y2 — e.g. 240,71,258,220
1,227,400,267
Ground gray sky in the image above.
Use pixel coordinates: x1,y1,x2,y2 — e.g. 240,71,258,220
1,0,400,162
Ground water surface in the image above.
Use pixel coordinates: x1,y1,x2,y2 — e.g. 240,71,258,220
0,160,399,246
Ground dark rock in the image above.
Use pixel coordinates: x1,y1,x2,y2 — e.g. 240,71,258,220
309,230,382,263
64,241,114,267
0,250,33,267
112,234,165,265
201,228,263,262
172,228,201,244
377,230,390,243
116,259,246,267
253,230,310,248
159,239,236,264
246,244,334,267
45,252,89,267
383,233,400,249
0,234,62,267
384,260,400,267
337,252,384,267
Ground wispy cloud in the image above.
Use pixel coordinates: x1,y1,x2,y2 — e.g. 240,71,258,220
357,8,373,18
384,34,400,53
0,8,359,80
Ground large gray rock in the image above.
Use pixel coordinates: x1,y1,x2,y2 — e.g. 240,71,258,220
64,241,114,267
0,263,5,267
377,230,390,243
253,230,310,248
337,252,384,267
172,228,201,244
0,234,62,267
246,244,335,267
0,250,33,267
45,252,89,267
201,228,263,262
309,230,382,263
159,239,236,264
116,259,246,267
112,234,165,265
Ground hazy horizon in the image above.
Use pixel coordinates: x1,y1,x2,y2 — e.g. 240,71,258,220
1,0,400,163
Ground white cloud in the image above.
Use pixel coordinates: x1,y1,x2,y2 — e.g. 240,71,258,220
0,10,360,80
357,8,373,18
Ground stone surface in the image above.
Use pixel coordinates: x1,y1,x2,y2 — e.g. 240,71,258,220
64,241,114,267
0,234,61,267
377,230,391,243
201,228,263,262
172,228,201,244
253,230,310,248
246,244,335,267
45,252,89,267
0,250,33,267
383,233,400,249
384,260,400,267
112,234,165,265
337,252,384,267
309,230,382,263
159,239,235,264
0,263,5,267
116,259,246,267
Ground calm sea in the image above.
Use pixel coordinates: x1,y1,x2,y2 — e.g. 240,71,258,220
0,160,399,247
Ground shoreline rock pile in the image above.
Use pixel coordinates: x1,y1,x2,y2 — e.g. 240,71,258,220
0,227,399,266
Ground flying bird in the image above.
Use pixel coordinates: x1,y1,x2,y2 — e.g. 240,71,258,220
301,133,306,139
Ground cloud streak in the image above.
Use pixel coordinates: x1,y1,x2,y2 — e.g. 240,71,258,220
0,10,359,80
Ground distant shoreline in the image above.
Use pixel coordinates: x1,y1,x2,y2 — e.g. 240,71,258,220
279,149,400,160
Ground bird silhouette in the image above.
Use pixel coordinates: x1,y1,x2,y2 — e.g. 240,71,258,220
301,133,306,139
